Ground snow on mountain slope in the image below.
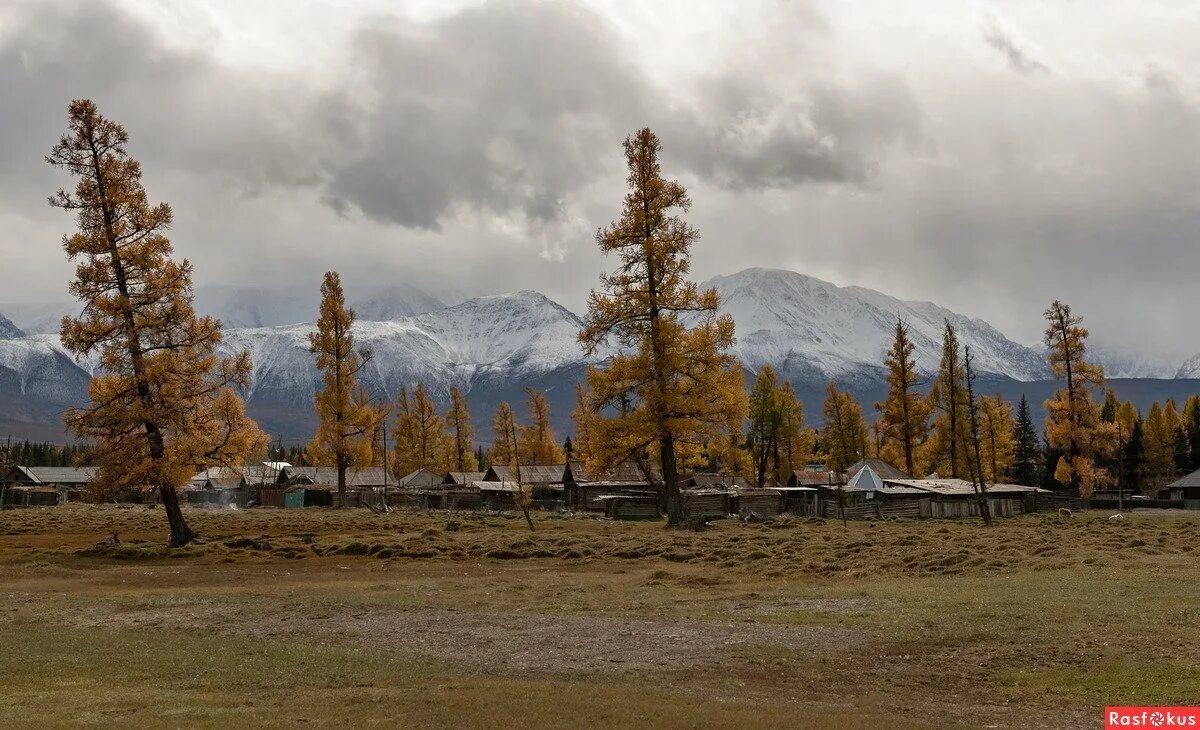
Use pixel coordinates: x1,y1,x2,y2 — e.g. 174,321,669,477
704,268,1049,380
220,290,607,405
1176,353,1200,379
0,312,24,339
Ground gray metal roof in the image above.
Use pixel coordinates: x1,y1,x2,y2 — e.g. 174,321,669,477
9,466,96,484
847,458,912,481
281,466,389,487
443,471,485,485
1165,468,1200,490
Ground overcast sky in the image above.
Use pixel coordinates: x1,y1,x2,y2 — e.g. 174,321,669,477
2,0,1198,359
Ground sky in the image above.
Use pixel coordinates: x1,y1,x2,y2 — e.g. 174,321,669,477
1,0,1198,363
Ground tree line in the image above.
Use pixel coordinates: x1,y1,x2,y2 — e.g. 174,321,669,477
43,102,1198,544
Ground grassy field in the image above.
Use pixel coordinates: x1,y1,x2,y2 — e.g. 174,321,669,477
1,505,1197,728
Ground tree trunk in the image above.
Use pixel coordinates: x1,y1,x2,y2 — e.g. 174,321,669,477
159,483,196,547
660,435,682,527
337,462,347,509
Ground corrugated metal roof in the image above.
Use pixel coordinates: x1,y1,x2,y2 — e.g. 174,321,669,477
10,466,96,484
281,466,389,487
681,473,748,489
789,469,831,486
884,478,1045,496
1165,468,1200,490
847,458,912,481
515,464,566,483
398,468,443,488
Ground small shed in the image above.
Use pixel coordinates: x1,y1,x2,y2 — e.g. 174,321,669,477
734,488,783,518
398,468,444,489
1156,469,1200,503
596,494,661,520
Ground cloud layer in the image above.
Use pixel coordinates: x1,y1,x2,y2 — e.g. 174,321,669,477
2,0,1199,369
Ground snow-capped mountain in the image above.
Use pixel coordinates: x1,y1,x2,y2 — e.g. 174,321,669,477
0,267,1195,441
0,312,24,339
195,282,447,329
704,268,1049,382
1176,354,1200,379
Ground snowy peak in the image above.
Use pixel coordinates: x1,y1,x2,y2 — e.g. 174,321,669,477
0,312,25,339
704,267,1049,380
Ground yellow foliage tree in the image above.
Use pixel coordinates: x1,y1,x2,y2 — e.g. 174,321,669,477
579,128,742,526
747,366,807,486
1042,300,1114,496
874,317,931,475
445,386,477,471
490,402,518,470
1141,401,1175,486
306,271,381,507
517,388,565,464
926,320,970,478
392,385,450,477
822,383,868,476
705,366,752,481
49,99,266,546
978,395,1015,483
570,384,594,465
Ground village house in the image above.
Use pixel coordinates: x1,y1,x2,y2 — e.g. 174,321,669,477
563,459,661,514
0,465,96,507
1154,469,1200,505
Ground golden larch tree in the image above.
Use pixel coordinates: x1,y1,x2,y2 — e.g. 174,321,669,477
49,99,265,542
392,384,450,477
490,401,518,469
445,386,477,471
705,366,752,482
926,320,970,478
874,317,930,475
49,99,266,546
1042,300,1114,496
822,383,868,476
978,395,1015,483
307,271,380,508
518,387,565,464
570,384,595,465
579,128,742,527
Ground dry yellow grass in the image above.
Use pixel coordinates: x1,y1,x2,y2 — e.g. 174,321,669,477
1,505,1198,728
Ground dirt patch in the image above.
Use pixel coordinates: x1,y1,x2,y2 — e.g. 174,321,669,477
56,594,850,675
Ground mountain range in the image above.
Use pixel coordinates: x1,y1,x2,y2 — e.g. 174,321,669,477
0,267,1196,443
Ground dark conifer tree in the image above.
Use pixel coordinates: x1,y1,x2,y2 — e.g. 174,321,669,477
1009,396,1043,487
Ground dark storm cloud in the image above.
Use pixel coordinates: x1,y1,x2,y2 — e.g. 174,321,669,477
315,2,649,230
0,0,919,234
982,21,1050,75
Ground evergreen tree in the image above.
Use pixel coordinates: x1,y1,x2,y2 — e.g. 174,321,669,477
49,100,265,544
1042,300,1114,496
578,128,742,527
874,317,930,475
1010,396,1043,487
307,271,380,508
445,386,477,471
747,366,784,486
1124,417,1145,495
961,347,992,525
1185,395,1200,471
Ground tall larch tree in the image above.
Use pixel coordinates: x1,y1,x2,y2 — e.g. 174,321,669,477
776,381,813,483
518,388,565,464
392,385,450,477
49,100,266,546
307,272,380,508
490,402,518,470
1010,395,1043,487
578,128,742,527
1141,401,1174,487
445,386,477,472
1042,300,1114,496
927,320,969,478
1113,399,1139,505
961,348,993,525
822,384,868,476
977,395,1015,483
570,384,595,466
748,366,785,487
875,317,930,475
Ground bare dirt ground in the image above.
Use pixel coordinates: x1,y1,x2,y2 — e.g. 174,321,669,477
1,505,1198,728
